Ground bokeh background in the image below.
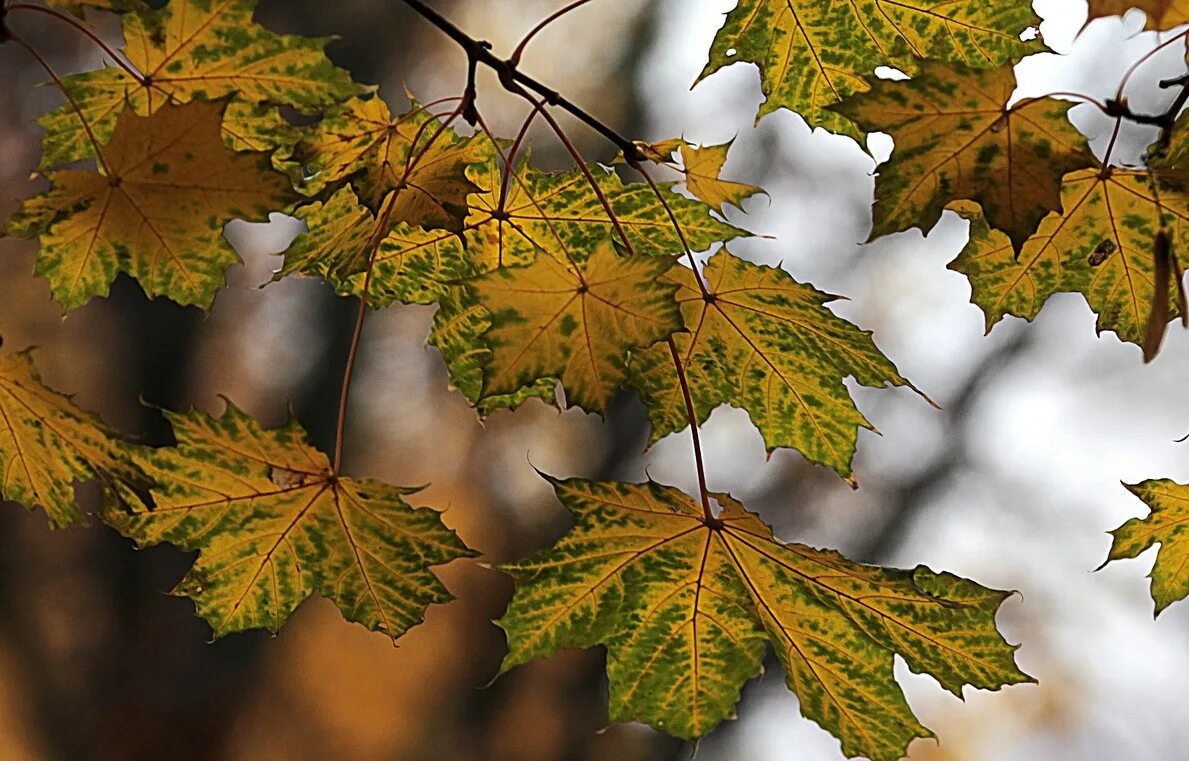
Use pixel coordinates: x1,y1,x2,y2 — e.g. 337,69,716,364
1,1,1188,759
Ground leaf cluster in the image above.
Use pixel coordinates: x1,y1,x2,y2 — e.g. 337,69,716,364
2,2,1188,760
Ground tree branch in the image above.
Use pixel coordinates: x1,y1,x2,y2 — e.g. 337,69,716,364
396,0,644,161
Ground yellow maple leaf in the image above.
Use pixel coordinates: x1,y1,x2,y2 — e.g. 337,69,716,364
106,403,475,639
637,139,765,214
0,351,144,528
1109,480,1189,614
834,62,1094,251
699,0,1042,136
500,477,1030,759
631,250,914,481
37,0,362,169
471,242,684,414
293,95,488,230
950,167,1188,352
5,100,295,312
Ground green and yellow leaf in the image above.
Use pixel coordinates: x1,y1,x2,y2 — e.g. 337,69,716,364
37,0,362,169
293,94,488,230
105,402,475,638
699,0,1042,137
281,146,746,413
500,477,1030,759
0,351,144,529
630,250,913,481
833,62,1094,251
44,0,141,15
472,242,683,414
636,139,765,214
1109,480,1189,614
1085,0,1189,30
5,100,295,312
949,168,1188,347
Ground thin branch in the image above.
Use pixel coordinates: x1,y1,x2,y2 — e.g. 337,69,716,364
8,30,111,174
8,3,146,84
1037,91,1111,113
667,337,717,525
397,0,644,161
509,0,599,66
1114,28,1188,102
332,95,473,474
1101,116,1124,170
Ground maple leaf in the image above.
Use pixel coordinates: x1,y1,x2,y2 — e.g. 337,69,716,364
44,0,141,14
293,149,745,306
630,250,913,482
1085,0,1189,30
37,0,362,169
472,243,684,414
833,62,1094,251
4,100,295,312
292,94,488,230
634,138,766,214
281,148,746,413
1107,480,1189,615
105,402,475,638
0,351,145,529
499,477,1030,760
699,0,1042,137
219,101,302,165
949,167,1188,351
439,155,747,412
459,153,749,270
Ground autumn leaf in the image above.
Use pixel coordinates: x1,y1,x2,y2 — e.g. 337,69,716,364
37,0,362,169
1107,480,1189,615
499,477,1030,760
443,155,746,412
1085,0,1189,30
630,250,913,482
281,148,746,412
833,62,1094,251
105,402,475,638
292,94,489,230
313,149,746,307
635,139,765,214
0,351,145,529
699,0,1042,137
949,167,1188,349
472,242,684,414
44,0,141,14
459,152,750,270
219,101,302,165
4,100,295,312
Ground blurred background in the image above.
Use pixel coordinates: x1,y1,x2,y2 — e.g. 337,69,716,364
1,1,1189,759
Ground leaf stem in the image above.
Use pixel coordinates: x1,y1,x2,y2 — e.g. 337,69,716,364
508,0,599,66
8,3,147,85
397,0,644,162
629,160,712,297
1113,29,1188,102
8,29,111,174
667,337,717,525
332,99,471,474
